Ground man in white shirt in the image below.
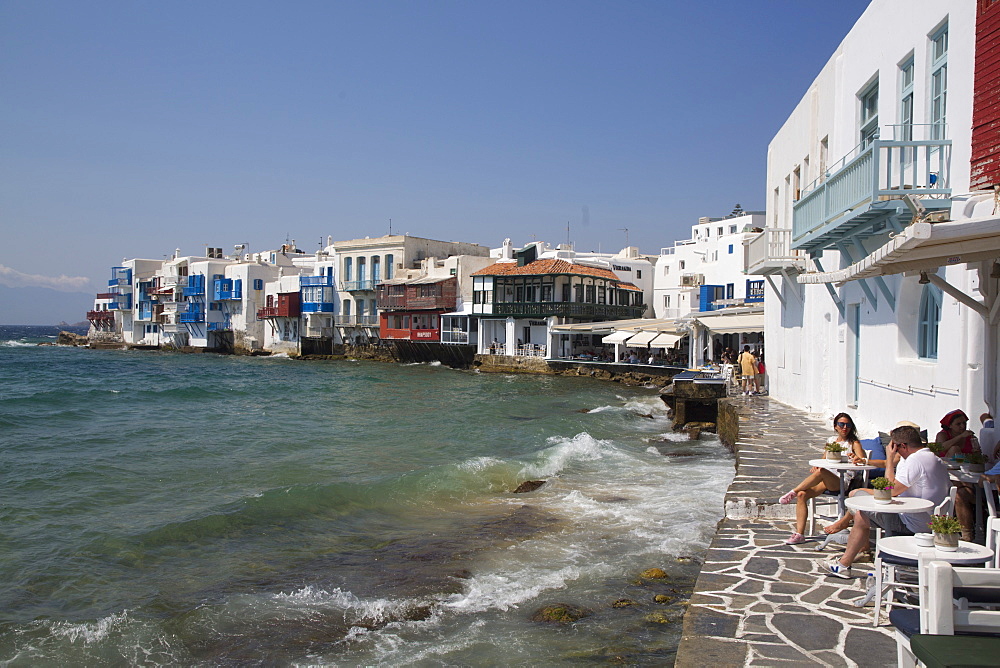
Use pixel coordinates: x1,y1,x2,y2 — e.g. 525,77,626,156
823,424,950,578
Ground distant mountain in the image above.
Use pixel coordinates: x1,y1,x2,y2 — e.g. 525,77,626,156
0,285,94,326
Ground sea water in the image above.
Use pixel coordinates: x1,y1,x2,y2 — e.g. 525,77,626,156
0,327,734,666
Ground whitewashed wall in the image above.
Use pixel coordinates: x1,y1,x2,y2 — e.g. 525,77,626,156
764,0,984,436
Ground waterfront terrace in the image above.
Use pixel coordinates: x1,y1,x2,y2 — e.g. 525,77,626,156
676,395,897,667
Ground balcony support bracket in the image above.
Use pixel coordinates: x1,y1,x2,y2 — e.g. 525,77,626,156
812,257,845,317
839,241,879,309
765,275,786,307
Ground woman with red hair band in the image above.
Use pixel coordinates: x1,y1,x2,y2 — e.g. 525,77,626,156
935,409,981,541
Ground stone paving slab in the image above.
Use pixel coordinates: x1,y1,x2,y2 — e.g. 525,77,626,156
676,395,897,668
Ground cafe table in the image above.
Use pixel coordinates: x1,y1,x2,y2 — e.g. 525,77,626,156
809,458,877,516
869,534,994,626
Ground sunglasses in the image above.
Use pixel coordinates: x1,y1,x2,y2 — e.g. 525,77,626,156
835,421,852,427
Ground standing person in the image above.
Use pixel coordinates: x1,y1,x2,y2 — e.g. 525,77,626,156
737,345,757,396
822,424,949,577
935,409,982,541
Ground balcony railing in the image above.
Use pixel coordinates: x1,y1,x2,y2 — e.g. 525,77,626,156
744,228,807,275
87,310,115,321
301,302,335,313
207,322,231,332
334,315,379,326
492,302,644,319
793,137,951,250
301,275,336,287
257,305,301,319
342,280,374,292
179,312,205,323
110,296,132,310
441,330,469,344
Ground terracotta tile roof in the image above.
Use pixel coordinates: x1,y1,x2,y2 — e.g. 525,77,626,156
471,258,634,286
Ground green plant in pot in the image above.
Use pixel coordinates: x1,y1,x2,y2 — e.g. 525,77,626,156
929,514,961,551
824,441,844,461
870,476,894,504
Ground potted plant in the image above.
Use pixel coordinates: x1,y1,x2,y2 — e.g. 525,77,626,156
960,451,985,474
824,441,844,461
870,477,893,504
929,514,962,551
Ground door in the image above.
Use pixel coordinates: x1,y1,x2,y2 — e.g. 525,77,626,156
847,304,860,407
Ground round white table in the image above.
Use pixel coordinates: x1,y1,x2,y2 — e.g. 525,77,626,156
877,535,994,565
808,459,877,516
844,494,935,514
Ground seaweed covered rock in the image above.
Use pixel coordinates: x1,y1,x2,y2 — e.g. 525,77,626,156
531,603,590,623
639,568,668,580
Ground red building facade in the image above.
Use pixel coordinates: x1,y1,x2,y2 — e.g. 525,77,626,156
377,277,458,341
972,0,1000,189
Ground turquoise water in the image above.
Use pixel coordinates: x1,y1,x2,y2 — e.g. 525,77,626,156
0,328,734,666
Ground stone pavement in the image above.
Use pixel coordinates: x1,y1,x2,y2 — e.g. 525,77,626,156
675,395,897,667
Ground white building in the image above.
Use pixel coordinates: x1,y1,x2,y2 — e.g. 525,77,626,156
752,0,1000,434
332,234,490,346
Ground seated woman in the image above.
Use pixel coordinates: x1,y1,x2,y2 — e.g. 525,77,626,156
936,409,981,541
779,412,866,545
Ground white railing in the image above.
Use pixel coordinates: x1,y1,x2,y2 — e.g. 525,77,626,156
744,228,805,273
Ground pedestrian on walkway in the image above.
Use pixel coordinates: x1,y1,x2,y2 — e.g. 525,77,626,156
737,345,757,396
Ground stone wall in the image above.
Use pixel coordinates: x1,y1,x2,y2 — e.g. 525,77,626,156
715,398,740,453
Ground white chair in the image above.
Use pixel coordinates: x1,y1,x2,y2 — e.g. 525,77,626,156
983,478,998,521
872,488,958,625
893,555,1000,667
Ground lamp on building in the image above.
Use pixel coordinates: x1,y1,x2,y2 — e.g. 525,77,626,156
918,272,930,284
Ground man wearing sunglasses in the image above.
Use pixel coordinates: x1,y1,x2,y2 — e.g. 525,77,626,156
823,424,950,578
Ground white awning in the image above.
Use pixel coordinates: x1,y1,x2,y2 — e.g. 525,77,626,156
625,331,659,346
694,313,764,334
649,332,682,348
600,330,634,344
796,217,1000,285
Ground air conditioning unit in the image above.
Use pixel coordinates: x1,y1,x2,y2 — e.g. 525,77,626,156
680,274,704,287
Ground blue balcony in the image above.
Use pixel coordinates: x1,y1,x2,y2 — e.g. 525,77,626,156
302,302,335,313
301,275,335,287
108,267,132,288
137,301,154,320
207,321,231,332
179,310,205,323
110,295,132,310
792,135,951,254
212,278,242,301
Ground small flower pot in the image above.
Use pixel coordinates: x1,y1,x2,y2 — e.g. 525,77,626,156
825,451,843,462
873,488,892,504
933,531,960,552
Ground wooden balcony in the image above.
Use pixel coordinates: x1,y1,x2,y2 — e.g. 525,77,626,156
792,138,952,253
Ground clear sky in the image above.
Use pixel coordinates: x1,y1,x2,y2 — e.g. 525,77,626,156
1,0,873,307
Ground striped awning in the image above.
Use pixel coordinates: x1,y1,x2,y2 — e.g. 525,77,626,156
625,331,659,346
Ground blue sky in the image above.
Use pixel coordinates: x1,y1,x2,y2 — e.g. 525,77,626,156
0,0,872,313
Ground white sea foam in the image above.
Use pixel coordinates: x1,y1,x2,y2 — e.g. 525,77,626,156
441,565,581,613
47,610,132,643
456,456,505,472
0,340,35,347
521,432,611,478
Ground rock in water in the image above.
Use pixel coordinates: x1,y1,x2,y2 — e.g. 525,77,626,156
531,603,590,623
639,568,668,579
57,331,88,346
512,480,546,494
